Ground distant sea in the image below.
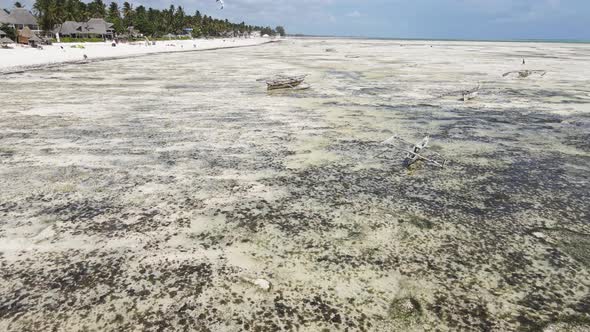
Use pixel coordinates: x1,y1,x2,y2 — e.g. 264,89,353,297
290,35,590,44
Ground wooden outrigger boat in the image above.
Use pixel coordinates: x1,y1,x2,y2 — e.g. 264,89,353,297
502,70,546,78
264,75,308,90
439,82,482,102
462,84,481,102
376,135,447,168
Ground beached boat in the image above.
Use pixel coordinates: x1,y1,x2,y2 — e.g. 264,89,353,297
377,135,447,168
462,84,481,102
502,70,546,78
265,75,307,90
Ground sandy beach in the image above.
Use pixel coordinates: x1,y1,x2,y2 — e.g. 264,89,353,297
1,38,589,331
0,37,270,74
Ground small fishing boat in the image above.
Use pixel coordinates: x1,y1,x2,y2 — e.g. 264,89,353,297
265,75,308,90
376,135,447,168
502,70,546,78
462,84,481,102
403,136,431,167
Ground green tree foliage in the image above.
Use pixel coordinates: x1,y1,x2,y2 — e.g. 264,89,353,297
173,6,185,34
33,0,60,31
260,26,276,36
133,5,149,35
87,0,106,18
62,0,87,22
31,0,285,37
0,23,16,39
107,2,123,33
122,2,134,28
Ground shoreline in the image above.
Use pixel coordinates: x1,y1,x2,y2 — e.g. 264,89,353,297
0,38,276,75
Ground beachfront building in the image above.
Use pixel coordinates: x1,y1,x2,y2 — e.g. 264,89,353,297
54,18,115,40
87,18,115,39
1,7,41,45
0,8,40,44
0,8,39,31
17,25,48,46
0,9,11,26
0,36,14,46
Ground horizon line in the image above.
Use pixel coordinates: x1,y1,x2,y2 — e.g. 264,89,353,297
287,33,590,44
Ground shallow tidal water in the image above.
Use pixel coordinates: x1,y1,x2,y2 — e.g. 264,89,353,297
1,38,590,331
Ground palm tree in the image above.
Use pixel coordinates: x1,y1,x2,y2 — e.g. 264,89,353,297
87,0,106,18
33,0,60,31
122,2,134,29
174,6,185,34
107,2,123,33
62,0,78,21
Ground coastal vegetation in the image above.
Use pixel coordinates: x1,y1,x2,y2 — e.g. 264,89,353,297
57,36,104,42
29,0,285,38
0,23,16,39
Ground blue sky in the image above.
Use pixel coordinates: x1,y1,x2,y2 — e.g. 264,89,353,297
4,0,590,40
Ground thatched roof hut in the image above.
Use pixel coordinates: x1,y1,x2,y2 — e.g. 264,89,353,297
0,36,14,44
18,25,33,44
0,9,14,25
19,26,33,38
87,18,108,35
55,21,83,36
28,33,42,46
54,18,114,39
7,8,38,30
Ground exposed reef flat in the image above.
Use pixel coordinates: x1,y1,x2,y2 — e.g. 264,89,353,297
1,39,589,331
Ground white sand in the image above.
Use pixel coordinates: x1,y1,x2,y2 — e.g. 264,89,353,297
0,37,271,72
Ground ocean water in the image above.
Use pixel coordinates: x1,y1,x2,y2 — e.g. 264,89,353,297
301,35,590,44
1,38,590,331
